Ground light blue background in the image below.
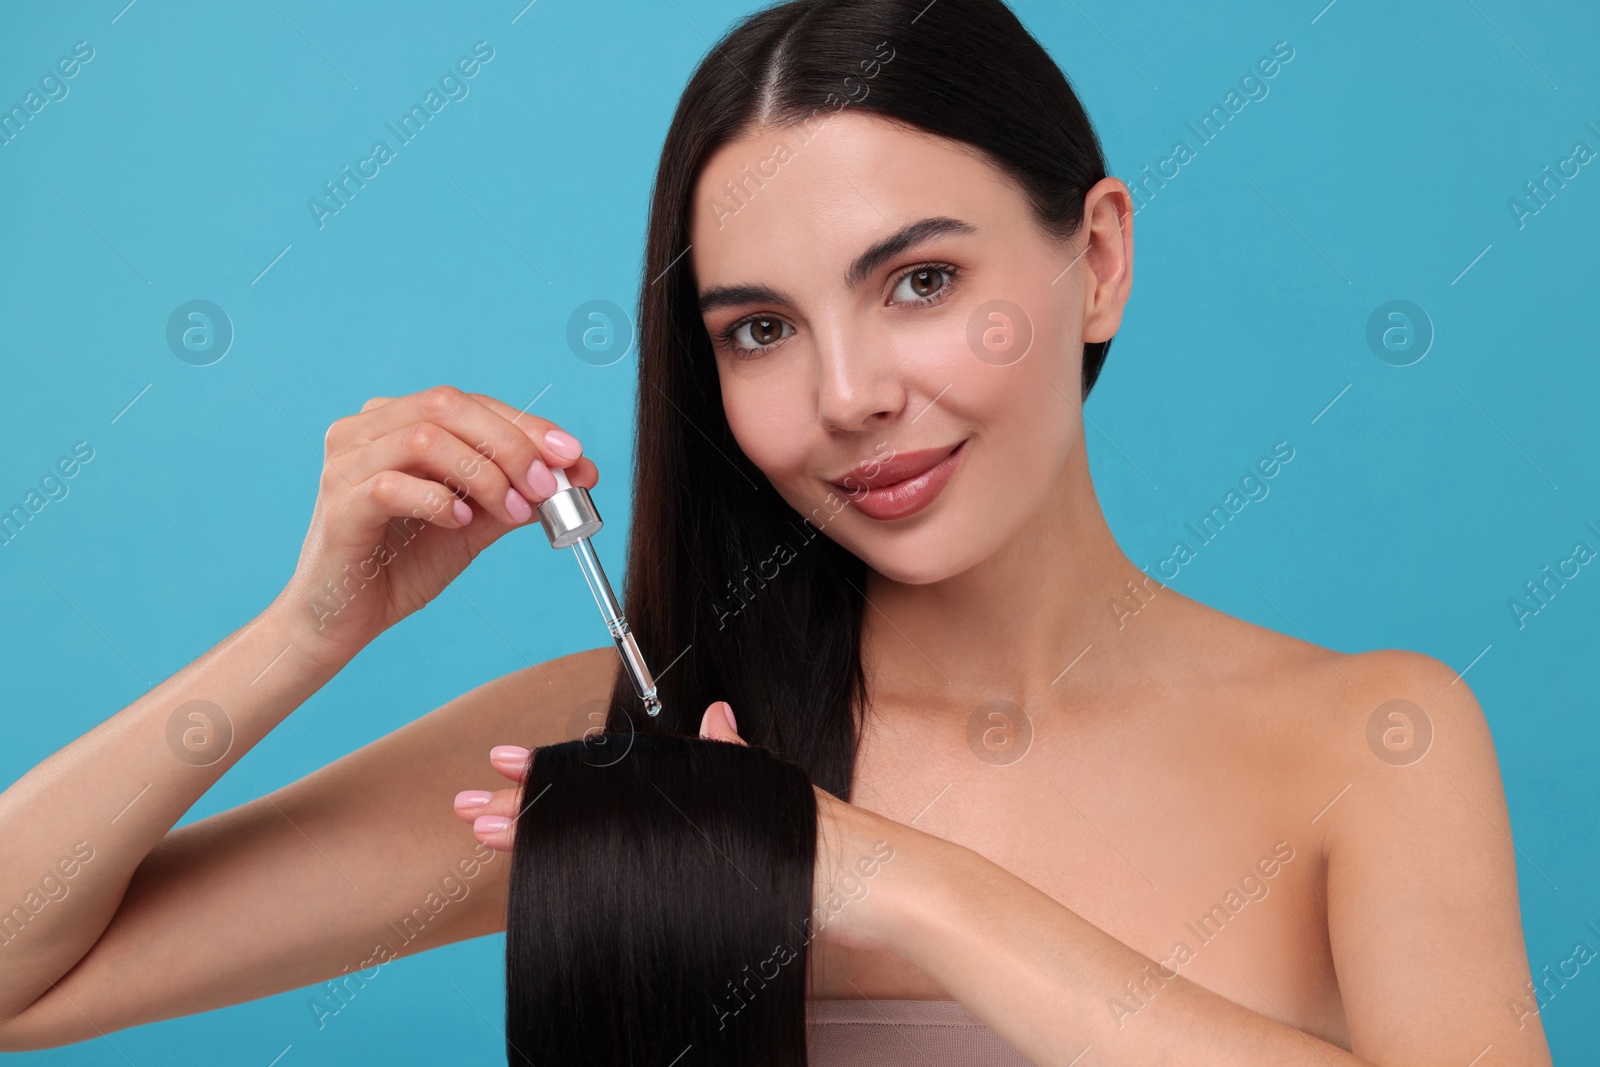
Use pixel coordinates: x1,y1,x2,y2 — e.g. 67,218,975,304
2,0,1596,1062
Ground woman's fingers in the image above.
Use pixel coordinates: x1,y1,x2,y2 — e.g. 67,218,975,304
699,702,745,745
472,807,516,851
341,423,541,527
452,786,518,819
345,468,475,533
337,385,578,505
450,745,535,853
453,782,522,852
460,705,750,858
489,744,532,781
461,392,589,476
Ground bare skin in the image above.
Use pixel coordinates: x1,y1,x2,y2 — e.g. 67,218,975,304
0,108,1552,1067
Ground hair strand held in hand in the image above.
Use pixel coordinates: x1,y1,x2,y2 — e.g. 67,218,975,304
505,731,819,1066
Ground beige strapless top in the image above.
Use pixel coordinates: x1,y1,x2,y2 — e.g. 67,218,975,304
805,998,1037,1065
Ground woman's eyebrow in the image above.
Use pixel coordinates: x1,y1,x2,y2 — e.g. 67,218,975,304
697,216,977,315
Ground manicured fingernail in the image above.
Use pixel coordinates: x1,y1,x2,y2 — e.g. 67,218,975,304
453,499,473,525
544,428,582,460
475,815,510,834
722,701,738,732
455,790,493,809
505,488,533,524
527,459,558,499
491,745,530,763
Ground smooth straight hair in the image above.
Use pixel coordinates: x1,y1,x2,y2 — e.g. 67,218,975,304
601,0,1112,802
504,731,819,1065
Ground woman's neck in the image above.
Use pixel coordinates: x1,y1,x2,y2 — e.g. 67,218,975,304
860,440,1157,714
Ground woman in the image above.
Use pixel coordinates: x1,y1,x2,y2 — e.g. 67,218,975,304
0,0,1553,1063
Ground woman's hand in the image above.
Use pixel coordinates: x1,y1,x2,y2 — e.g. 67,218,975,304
271,385,598,667
453,702,749,852
455,701,918,956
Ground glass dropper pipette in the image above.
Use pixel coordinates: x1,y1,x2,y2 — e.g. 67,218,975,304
533,466,663,718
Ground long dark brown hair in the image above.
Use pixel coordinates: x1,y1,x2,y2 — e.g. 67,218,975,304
602,0,1112,801
505,732,817,1065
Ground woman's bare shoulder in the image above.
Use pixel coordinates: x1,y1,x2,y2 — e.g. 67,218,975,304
1208,598,1488,776
1195,618,1541,1062
0,645,617,1050
1162,586,1457,705
1159,591,1475,778
1166,596,1495,868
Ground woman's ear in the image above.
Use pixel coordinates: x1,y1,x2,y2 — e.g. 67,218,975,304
700,701,746,745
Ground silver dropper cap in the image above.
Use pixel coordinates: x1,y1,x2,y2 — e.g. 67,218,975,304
533,467,602,554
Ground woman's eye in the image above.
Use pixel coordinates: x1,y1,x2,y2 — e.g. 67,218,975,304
718,265,956,356
891,265,953,303
729,317,792,351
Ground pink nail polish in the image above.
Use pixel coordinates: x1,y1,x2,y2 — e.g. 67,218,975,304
455,790,493,808
527,459,558,499
453,499,473,525
722,702,738,732
475,815,511,834
544,428,582,460
505,488,534,523
491,745,530,763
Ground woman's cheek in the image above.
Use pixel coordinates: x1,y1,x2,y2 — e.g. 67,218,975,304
723,393,812,486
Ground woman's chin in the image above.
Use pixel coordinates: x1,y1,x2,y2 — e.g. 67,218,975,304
853,540,974,587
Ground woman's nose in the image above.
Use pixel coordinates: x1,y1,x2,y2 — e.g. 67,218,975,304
814,326,907,431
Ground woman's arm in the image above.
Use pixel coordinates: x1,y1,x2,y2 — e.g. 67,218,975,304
870,651,1554,1067
0,643,611,1049
0,599,338,1027
0,385,599,1048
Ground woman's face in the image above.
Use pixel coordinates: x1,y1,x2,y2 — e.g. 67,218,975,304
689,110,1127,585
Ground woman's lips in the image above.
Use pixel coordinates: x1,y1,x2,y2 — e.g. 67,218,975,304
832,439,968,521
